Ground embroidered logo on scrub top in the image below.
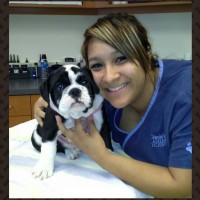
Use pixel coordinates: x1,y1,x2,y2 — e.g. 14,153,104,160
186,142,192,153
151,133,166,147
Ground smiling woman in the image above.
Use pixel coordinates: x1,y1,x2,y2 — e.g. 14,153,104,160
34,13,192,198
86,37,153,109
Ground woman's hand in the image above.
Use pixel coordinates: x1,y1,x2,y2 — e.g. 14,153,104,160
34,96,48,126
55,115,108,160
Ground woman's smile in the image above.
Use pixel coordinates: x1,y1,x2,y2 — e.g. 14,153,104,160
105,82,128,93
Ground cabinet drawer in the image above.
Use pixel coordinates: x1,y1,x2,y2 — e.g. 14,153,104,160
9,116,32,127
9,95,31,116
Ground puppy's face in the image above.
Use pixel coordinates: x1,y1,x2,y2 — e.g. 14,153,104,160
40,65,100,118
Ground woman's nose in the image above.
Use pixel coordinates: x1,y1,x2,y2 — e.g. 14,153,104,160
103,65,120,83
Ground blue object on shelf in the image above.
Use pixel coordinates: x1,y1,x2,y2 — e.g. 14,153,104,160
40,59,49,79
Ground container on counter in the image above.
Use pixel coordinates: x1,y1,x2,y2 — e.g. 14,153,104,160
40,59,49,79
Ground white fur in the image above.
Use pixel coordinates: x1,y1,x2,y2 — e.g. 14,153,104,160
32,141,56,180
59,86,91,116
32,128,42,146
63,64,77,72
50,94,103,120
64,148,82,160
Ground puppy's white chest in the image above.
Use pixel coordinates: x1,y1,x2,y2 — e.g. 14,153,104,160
64,116,95,132
64,118,76,130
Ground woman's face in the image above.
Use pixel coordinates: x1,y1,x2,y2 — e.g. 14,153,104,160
87,38,149,109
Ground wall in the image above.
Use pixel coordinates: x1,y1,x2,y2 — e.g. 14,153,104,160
9,12,192,64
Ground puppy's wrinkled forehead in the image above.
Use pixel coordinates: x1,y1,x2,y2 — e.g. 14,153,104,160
63,65,82,80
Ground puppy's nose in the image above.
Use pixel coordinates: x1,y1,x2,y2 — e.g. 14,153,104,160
69,88,81,98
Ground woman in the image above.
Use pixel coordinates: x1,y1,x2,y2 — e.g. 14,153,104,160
34,13,192,197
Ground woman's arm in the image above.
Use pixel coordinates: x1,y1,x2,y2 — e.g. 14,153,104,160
56,116,192,198
98,149,191,198
34,96,48,126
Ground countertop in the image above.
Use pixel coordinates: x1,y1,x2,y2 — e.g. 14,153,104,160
9,78,44,95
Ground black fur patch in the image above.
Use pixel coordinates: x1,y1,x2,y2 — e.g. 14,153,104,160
71,66,82,74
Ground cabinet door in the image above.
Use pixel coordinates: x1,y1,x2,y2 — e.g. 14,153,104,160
9,95,31,116
9,116,31,128
9,95,31,127
31,95,41,119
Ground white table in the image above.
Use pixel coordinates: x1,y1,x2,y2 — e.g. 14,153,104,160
9,119,151,198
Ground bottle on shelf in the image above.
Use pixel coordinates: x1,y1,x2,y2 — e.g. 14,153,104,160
13,54,16,63
9,55,13,63
40,54,49,79
17,55,20,63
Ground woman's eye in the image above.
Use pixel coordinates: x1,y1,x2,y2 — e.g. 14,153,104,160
116,56,127,63
90,63,102,70
56,84,64,90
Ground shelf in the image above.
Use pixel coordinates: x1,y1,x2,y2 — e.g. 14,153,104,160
9,1,192,15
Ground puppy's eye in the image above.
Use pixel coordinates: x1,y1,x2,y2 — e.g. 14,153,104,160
56,83,64,90
79,76,88,85
81,78,88,84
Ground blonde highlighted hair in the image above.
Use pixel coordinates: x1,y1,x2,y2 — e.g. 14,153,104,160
81,13,158,73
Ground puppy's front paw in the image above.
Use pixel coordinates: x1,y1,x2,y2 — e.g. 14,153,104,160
32,160,54,180
65,148,81,160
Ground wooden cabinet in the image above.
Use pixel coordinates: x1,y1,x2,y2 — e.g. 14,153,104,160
30,95,41,119
9,1,192,15
9,95,40,127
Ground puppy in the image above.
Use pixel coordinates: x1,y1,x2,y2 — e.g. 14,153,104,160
31,64,112,180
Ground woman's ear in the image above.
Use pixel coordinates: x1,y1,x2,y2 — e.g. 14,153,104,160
147,49,153,70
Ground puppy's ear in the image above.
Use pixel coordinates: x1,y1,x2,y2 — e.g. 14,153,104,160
39,74,52,102
82,67,100,94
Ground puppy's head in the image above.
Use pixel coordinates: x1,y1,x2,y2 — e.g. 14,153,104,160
40,64,102,119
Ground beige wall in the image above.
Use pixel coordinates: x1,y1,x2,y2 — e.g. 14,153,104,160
9,13,192,64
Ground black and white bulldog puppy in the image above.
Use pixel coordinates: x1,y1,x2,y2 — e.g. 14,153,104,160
31,64,112,180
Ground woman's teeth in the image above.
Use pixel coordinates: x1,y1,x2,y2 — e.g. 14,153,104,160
107,83,128,92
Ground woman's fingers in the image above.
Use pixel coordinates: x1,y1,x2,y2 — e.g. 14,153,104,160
42,99,48,108
34,109,44,126
56,115,98,142
34,97,48,126
37,116,44,127
74,118,97,136
88,117,97,135
74,119,85,133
